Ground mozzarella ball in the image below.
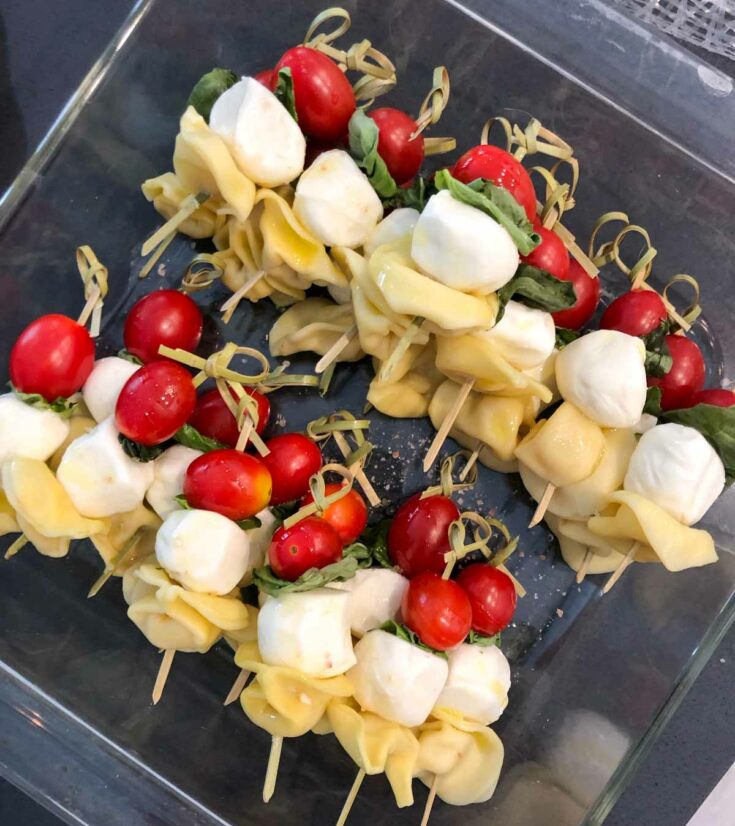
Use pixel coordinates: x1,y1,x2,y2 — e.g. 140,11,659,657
475,301,555,370
435,643,511,725
243,507,277,574
555,330,647,427
209,76,305,187
411,190,519,294
330,568,408,637
146,445,202,519
294,149,383,248
56,417,154,518
349,629,448,727
0,393,69,463
624,423,725,525
257,588,355,677
363,208,420,257
155,508,251,595
82,357,139,423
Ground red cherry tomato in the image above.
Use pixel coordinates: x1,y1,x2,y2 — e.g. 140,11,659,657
274,46,355,141
453,144,536,221
521,222,569,280
551,259,601,330
648,334,705,410
402,572,472,651
268,515,342,580
261,433,323,505
368,108,424,185
188,387,271,447
456,564,517,636
183,449,271,521
123,290,203,364
255,68,275,88
115,361,196,445
600,290,667,337
301,482,368,546
387,494,460,577
9,314,95,401
688,388,735,408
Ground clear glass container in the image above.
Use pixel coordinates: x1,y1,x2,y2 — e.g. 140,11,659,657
1,1,734,824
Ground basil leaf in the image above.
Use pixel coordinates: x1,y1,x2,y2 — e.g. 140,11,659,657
117,349,143,366
434,169,540,255
273,67,298,122
253,541,372,597
174,424,227,453
237,515,263,531
496,264,576,322
348,109,400,199
118,435,166,463
555,327,581,349
642,320,673,378
271,500,300,527
467,629,501,647
173,494,192,509
643,386,663,417
11,387,79,419
382,175,436,212
379,619,448,660
187,68,238,122
360,519,395,569
660,403,735,486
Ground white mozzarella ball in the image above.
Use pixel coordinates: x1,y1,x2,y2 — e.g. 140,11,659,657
82,357,139,423
146,445,202,519
435,643,511,725
349,629,448,727
363,208,420,257
624,423,725,525
244,507,277,574
330,568,408,637
155,508,251,595
555,330,647,428
209,76,305,187
293,149,383,248
411,190,519,294
0,393,69,463
56,417,154,518
257,588,355,677
475,300,556,369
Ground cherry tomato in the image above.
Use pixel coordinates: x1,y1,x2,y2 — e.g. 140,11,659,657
368,108,424,185
261,433,323,505
688,388,735,408
402,572,472,651
255,67,275,88
521,221,569,280
456,564,517,636
268,515,342,580
452,144,536,221
9,314,95,401
183,449,271,521
123,290,203,364
648,334,705,410
188,387,271,447
301,482,368,546
115,361,196,445
274,46,355,141
551,259,601,330
387,494,460,577
600,290,667,337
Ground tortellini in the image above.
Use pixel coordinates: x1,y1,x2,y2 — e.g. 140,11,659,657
545,513,630,575
123,557,250,653
91,502,162,568
368,345,443,419
269,298,364,362
141,171,226,239
0,490,19,536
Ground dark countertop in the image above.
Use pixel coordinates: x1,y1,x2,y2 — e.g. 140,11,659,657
0,2,733,825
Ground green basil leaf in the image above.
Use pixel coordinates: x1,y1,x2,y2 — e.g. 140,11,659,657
434,169,540,255
187,67,238,122
382,175,436,212
11,386,79,419
642,320,673,378
660,403,735,486
467,629,501,647
118,435,166,463
496,264,576,322
237,515,263,531
173,494,192,509
117,349,143,365
174,424,227,453
643,386,663,417
271,500,300,527
555,327,581,349
359,519,395,569
348,109,400,199
273,67,298,122
379,619,448,660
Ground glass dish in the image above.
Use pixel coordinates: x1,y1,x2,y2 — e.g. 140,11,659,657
1,1,734,824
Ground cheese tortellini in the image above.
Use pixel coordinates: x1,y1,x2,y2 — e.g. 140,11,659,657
269,298,364,362
142,171,226,239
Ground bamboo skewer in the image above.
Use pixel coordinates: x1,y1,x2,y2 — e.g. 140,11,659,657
576,548,593,584
315,325,358,374
528,482,555,528
602,542,640,594
420,776,439,826
333,430,380,507
4,534,28,561
220,270,266,322
459,439,483,482
263,735,284,803
423,378,474,472
152,649,176,705
335,768,366,826
223,667,250,706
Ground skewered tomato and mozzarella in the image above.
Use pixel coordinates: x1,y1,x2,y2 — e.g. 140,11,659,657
475,300,555,370
145,444,202,519
0,393,70,463
82,357,140,423
436,643,511,726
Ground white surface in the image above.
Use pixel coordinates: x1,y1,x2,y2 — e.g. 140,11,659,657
687,762,735,826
